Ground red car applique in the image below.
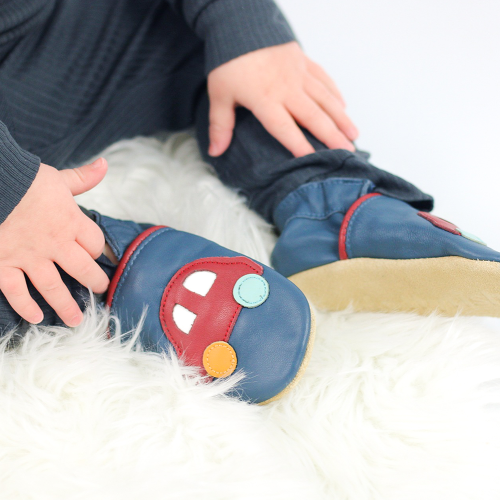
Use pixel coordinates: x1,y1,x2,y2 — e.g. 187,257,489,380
160,256,268,377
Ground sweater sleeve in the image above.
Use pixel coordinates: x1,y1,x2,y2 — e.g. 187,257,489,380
0,120,40,225
170,0,297,74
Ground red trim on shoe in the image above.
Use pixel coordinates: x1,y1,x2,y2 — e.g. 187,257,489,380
106,225,166,309
417,212,461,235
339,193,381,260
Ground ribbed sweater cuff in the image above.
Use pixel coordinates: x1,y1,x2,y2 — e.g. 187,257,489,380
196,0,297,74
0,122,40,224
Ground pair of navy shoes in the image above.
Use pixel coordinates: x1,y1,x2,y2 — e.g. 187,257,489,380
96,177,500,404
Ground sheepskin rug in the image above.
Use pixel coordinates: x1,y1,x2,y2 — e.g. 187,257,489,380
2,133,500,500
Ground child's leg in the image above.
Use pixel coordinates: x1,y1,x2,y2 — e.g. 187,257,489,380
191,95,500,317
193,93,434,224
0,207,315,404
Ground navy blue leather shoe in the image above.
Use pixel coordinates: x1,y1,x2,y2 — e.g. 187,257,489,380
98,214,315,404
271,178,500,317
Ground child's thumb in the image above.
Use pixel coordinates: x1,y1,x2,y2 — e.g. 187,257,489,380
60,157,108,196
208,97,235,157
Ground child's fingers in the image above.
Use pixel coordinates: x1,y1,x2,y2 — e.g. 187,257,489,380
26,260,83,327
60,157,108,196
75,215,106,260
0,267,43,324
208,95,236,156
305,77,359,141
252,103,315,158
306,58,346,107
287,96,355,152
55,242,109,295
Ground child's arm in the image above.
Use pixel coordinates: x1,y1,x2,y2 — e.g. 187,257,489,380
169,0,357,157
169,0,297,75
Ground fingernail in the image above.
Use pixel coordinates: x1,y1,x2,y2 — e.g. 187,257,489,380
347,127,359,141
208,143,218,157
69,313,82,327
92,157,104,169
32,312,43,324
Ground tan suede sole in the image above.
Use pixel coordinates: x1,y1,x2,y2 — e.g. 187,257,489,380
260,303,316,405
289,257,500,317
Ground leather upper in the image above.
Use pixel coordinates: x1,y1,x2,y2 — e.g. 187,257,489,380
271,178,375,277
106,225,312,404
271,178,500,278
344,195,500,262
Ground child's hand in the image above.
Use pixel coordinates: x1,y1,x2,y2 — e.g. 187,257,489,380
207,41,358,158
0,158,110,327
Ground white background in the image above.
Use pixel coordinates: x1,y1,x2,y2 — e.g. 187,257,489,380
277,0,500,250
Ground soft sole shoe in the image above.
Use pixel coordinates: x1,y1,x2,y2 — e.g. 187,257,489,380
104,222,315,404
271,179,500,317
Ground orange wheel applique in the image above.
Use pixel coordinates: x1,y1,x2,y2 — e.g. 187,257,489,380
203,341,237,378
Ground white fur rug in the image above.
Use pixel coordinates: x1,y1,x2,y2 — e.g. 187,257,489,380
1,133,500,499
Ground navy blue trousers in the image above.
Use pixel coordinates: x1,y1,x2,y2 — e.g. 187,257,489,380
0,0,433,333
